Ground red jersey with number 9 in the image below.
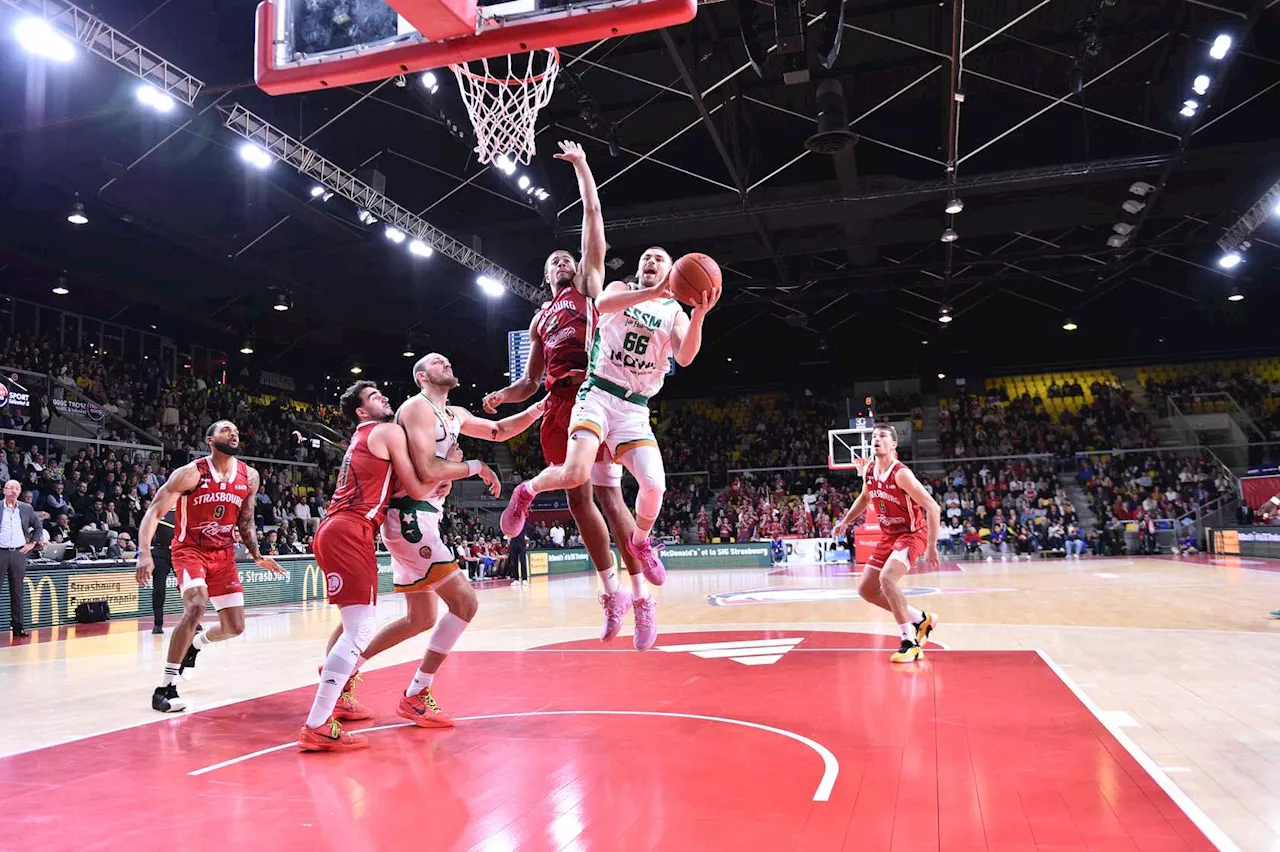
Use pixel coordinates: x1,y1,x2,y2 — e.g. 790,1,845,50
533,285,593,389
865,459,924,537
174,456,251,552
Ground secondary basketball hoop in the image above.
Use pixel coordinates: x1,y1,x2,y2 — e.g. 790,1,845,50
451,48,559,165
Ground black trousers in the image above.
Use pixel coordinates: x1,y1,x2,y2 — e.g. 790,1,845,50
2,549,28,631
151,545,173,626
509,547,528,581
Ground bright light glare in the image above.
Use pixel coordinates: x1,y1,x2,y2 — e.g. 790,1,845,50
66,204,87,225
135,84,175,112
51,285,69,295
476,275,505,297
494,154,517,176
310,186,325,197
350,366,363,375
535,189,550,201
384,226,406,244
1062,320,1078,331
938,314,953,324
1210,34,1232,60
408,239,433,258
1192,75,1210,95
1218,251,1242,269
517,174,531,189
238,142,272,169
937,373,946,380
15,18,75,62
421,71,438,89
1273,200,1280,217
1227,293,1244,302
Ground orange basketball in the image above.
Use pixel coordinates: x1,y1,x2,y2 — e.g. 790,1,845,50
668,253,722,307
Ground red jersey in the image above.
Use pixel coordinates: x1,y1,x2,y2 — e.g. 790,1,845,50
328,421,395,527
174,456,251,551
533,285,592,389
865,459,924,536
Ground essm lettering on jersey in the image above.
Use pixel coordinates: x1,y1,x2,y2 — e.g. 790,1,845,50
623,306,663,330
192,491,245,507
610,350,658,371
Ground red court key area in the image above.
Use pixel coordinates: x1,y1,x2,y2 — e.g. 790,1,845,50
3,631,1215,851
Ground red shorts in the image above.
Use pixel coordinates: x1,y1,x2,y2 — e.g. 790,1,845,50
865,530,927,572
172,545,243,608
313,514,379,606
541,386,609,466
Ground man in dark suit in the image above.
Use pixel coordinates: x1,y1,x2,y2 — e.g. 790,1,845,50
1,479,41,638
508,519,529,585
150,508,176,634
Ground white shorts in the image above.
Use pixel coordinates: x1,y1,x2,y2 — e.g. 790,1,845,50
381,498,460,592
570,385,657,460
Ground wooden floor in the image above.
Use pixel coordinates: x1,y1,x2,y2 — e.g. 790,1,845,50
5,554,1280,851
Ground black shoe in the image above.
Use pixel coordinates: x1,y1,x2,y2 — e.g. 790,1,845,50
178,643,200,675
12,627,29,638
152,684,187,713
151,625,164,635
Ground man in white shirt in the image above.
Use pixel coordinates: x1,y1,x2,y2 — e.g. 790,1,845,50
549,522,566,548
1,479,40,638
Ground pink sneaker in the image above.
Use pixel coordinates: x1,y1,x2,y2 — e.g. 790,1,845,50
501,482,536,537
622,536,667,586
632,595,658,651
599,590,633,642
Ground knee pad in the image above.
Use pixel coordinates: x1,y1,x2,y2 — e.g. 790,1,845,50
339,603,378,653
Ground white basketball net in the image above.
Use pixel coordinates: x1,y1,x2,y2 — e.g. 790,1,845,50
451,49,559,166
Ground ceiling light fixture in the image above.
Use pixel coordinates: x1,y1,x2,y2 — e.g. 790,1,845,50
66,202,88,225
944,198,964,215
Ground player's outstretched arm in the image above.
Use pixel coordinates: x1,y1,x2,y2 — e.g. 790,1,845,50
135,463,201,584
240,468,284,575
555,141,606,299
401,399,498,496
896,467,942,566
483,315,545,413
374,423,433,501
456,398,548,443
671,286,720,367
596,279,668,315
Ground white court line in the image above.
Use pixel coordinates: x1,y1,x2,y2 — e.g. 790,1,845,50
1036,650,1241,852
188,710,840,801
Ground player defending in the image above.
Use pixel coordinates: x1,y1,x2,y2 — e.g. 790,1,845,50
483,140,653,646
342,353,545,727
136,421,283,712
298,381,450,751
833,425,941,663
501,248,719,650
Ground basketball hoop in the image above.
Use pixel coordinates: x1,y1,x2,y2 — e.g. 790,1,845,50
451,48,559,166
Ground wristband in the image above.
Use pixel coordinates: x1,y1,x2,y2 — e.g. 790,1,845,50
466,460,482,477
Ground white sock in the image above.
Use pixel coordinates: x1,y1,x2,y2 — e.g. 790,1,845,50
192,630,213,650
898,622,915,640
161,662,180,688
906,606,924,624
406,669,435,697
630,572,650,600
631,524,652,547
600,568,621,594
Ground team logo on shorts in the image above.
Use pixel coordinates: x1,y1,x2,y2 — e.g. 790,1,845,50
418,545,433,560
326,572,343,595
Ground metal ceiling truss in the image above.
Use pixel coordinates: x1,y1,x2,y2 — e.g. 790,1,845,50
1217,178,1280,253
220,104,541,304
0,0,203,106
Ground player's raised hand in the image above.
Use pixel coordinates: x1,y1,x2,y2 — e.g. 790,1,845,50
554,140,587,166
482,389,505,414
692,284,721,318
135,551,155,586
477,462,502,498
257,555,287,577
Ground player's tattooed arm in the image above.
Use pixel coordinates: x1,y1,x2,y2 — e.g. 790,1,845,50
238,468,285,574
455,399,548,443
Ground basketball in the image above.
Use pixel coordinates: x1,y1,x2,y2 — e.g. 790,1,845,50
668,253,722,307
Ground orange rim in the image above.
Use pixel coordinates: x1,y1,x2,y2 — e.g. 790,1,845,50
452,47,559,87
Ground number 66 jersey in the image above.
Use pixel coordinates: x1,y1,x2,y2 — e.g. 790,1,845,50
586,284,681,400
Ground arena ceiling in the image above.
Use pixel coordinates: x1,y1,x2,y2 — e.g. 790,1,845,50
0,0,1278,397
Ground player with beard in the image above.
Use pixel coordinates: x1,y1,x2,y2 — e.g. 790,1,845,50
484,140,654,648
298,381,444,751
341,352,545,728
136,421,284,712
502,247,719,650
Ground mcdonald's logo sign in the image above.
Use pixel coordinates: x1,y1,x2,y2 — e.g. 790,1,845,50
302,564,325,602
25,576,60,626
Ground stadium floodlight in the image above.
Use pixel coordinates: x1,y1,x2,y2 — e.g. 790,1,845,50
1210,34,1232,60
938,305,953,324
1062,319,1078,331
15,18,75,62
66,203,88,225
517,175,531,190
940,228,958,242
51,282,70,295
420,71,439,93
494,154,517,176
937,372,946,380
357,209,377,225
238,142,272,169
402,348,415,358
1180,100,1198,117
384,226,406,244
350,365,363,374
408,239,433,258
945,198,964,215
239,341,254,354
1218,251,1243,269
273,293,291,312
1274,200,1280,218
135,83,175,113
1227,292,1244,302
1192,75,1210,96
535,189,550,201
476,275,505,297
310,186,325,197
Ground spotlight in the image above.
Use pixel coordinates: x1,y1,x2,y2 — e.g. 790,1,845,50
1112,222,1133,235
238,142,272,169
1273,200,1280,217
350,365,363,374
940,228,958,242
1227,292,1244,302
535,189,550,201
476,275,505,297
1180,99,1198,117
1210,34,1232,60
240,341,255,354
1192,75,1210,95
403,349,415,358
135,84,175,113
408,239,433,258
273,293,291,312
310,186,325,198
944,198,964,215
15,18,75,62
517,175,531,190
1129,182,1155,196
1062,319,1078,331
1106,234,1128,248
66,202,88,225
51,279,69,296
938,305,953,324
420,71,439,93
526,185,537,195
937,372,946,380
494,154,517,176
357,209,377,225
1122,200,1145,215
1218,251,1243,269
384,226,406,244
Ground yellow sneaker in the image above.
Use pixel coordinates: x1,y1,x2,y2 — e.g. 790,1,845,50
914,612,939,646
890,638,924,663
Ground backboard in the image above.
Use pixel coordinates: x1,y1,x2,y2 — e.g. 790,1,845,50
255,0,699,95
828,423,875,474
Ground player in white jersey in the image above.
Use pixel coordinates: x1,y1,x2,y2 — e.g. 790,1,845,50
502,247,719,649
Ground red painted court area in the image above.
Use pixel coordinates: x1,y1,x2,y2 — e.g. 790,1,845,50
5,631,1215,852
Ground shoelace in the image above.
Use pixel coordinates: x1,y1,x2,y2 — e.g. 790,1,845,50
634,599,655,626
420,688,443,714
327,719,346,740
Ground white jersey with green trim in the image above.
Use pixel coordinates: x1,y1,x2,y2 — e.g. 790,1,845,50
586,285,682,399
393,392,462,510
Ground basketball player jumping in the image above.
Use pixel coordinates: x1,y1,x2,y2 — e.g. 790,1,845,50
483,139,653,646
832,424,941,663
339,353,546,728
501,248,719,650
136,421,284,712
298,381,453,751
